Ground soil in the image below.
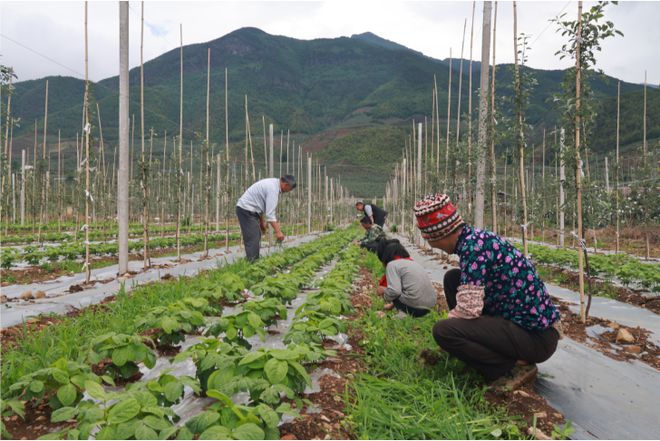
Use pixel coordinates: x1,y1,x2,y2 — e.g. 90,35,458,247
554,298,660,370
2,396,75,440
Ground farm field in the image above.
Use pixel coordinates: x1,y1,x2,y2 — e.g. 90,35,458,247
2,0,659,439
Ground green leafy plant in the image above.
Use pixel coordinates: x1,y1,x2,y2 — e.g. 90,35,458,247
86,333,157,381
174,339,247,393
284,310,346,345
178,390,297,440
201,272,247,304
128,371,200,406
1,398,25,439
205,311,267,349
242,297,288,326
43,386,178,440
7,358,111,411
136,301,206,348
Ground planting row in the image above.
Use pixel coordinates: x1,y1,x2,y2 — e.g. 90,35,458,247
1,228,363,439
0,232,243,269
1,224,217,246
529,243,660,292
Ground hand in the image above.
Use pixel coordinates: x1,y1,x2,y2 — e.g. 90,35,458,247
376,286,386,296
260,224,267,234
383,303,395,311
276,232,285,242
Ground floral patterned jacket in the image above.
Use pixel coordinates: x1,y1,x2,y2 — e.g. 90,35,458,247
450,225,560,331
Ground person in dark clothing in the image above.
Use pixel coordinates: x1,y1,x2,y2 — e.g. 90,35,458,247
414,193,561,383
375,240,436,317
357,216,387,252
355,201,388,227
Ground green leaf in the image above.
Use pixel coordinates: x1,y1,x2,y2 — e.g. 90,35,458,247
257,404,279,428
50,406,77,423
84,380,106,400
239,351,266,366
164,382,183,403
287,361,311,386
29,380,45,393
56,383,77,407
51,369,69,385
175,427,194,440
205,389,233,406
111,346,133,367
185,410,219,434
232,423,265,440
200,425,233,440
247,312,263,329
161,316,179,334
264,358,288,384
135,421,159,440
107,398,140,424
269,349,298,360
143,415,171,431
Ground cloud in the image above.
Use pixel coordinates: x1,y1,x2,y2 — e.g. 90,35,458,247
1,1,658,85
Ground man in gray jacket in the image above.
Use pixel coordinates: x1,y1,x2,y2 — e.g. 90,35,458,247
236,175,296,261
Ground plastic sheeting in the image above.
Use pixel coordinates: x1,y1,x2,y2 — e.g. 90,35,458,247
536,338,660,439
1,233,323,329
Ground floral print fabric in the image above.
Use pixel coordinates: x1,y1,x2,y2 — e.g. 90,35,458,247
454,225,560,331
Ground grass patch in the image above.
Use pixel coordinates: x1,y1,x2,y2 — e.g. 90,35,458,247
344,253,524,439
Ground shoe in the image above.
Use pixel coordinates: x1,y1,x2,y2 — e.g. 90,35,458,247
489,364,538,391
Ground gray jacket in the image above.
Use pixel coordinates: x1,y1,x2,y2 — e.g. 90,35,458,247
383,259,437,310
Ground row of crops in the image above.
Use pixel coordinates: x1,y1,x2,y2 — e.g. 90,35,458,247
2,224,215,245
528,244,660,292
0,233,243,270
1,228,362,440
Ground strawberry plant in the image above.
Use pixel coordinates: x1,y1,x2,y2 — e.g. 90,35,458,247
86,333,157,381
7,358,111,411
199,272,247,305
251,278,299,303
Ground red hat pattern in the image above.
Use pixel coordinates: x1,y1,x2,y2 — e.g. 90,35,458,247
414,193,465,240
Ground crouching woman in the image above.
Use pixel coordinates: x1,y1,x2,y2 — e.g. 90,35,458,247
375,239,437,317
414,193,561,382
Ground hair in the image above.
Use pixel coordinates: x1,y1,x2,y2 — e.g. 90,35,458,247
355,201,364,207
360,215,372,225
377,239,410,265
280,175,297,189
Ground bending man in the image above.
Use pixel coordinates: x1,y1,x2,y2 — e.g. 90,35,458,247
355,200,388,227
236,175,296,261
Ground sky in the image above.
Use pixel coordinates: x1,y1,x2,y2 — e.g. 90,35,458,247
1,0,659,86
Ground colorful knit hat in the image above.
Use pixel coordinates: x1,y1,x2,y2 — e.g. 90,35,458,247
414,193,464,241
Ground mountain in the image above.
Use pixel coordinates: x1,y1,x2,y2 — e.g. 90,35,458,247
7,27,658,196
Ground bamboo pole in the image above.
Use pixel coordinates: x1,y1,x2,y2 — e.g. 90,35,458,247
559,128,566,247
575,1,586,322
444,49,452,190
307,154,312,233
20,149,25,225
224,67,230,251
176,24,183,260
490,2,498,233
84,2,92,282
455,19,467,193
615,81,620,254
467,0,476,217
140,1,150,268
513,1,528,256
118,1,130,275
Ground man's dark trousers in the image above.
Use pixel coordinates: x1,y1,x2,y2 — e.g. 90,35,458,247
236,206,261,261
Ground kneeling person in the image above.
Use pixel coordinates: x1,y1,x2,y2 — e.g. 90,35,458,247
376,239,436,317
